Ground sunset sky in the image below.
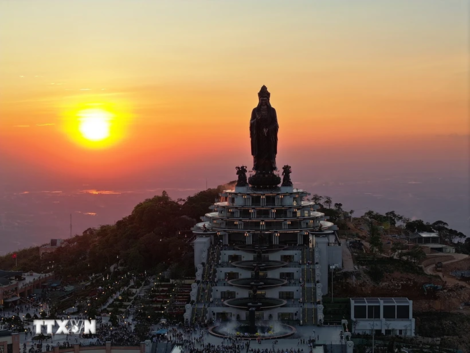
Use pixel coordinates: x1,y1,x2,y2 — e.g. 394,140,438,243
0,1,468,250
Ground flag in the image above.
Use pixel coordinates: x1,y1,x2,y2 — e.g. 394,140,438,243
12,253,17,259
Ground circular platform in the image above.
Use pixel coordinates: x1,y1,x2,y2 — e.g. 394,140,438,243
209,322,296,340
235,245,287,253
223,297,286,310
232,260,287,270
228,278,287,289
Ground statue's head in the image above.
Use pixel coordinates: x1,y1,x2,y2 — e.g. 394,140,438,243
258,85,270,106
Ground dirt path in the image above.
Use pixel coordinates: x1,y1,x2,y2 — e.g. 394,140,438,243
423,253,470,288
341,240,355,271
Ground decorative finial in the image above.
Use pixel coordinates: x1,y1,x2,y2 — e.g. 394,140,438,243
236,166,248,187
258,85,270,98
281,165,293,187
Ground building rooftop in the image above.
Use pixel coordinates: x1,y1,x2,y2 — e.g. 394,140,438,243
410,232,439,238
351,297,411,304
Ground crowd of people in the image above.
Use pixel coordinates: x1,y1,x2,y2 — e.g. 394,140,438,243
0,283,145,352
90,321,139,346
151,324,249,353
193,243,221,325
147,322,321,353
179,342,308,353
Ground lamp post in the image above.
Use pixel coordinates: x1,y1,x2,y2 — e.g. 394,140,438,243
369,321,377,353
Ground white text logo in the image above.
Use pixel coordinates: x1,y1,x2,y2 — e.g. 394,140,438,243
33,320,96,335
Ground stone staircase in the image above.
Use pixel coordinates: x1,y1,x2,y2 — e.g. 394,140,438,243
305,307,315,325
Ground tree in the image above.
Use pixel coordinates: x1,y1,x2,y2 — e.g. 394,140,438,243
367,265,384,284
405,220,433,233
401,217,410,225
406,245,426,263
440,228,466,244
311,194,323,205
369,222,383,255
349,210,354,220
432,220,449,229
87,307,97,320
391,242,407,259
334,203,343,212
322,208,340,223
324,196,332,209
169,264,185,279
429,220,466,244
364,210,390,225
385,211,400,226
110,307,119,326
132,192,182,234
181,186,226,221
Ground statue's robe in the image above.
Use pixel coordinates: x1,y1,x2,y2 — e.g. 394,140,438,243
250,105,278,172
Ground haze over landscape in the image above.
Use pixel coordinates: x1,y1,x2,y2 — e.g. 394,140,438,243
0,1,468,254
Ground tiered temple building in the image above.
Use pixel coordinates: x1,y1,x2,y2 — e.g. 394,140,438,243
184,86,343,332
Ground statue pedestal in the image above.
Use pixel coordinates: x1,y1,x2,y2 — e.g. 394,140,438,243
248,171,281,189
280,186,293,192
235,186,249,192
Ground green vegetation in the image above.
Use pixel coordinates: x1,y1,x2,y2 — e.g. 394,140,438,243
0,315,25,332
324,196,332,209
321,208,341,222
311,194,323,205
0,246,41,272
356,256,426,284
0,186,230,278
415,312,470,340
364,210,405,227
405,219,465,244
368,222,383,255
321,297,351,328
109,307,119,326
455,238,470,254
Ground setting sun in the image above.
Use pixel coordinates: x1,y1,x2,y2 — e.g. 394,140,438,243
78,109,112,141
61,103,128,150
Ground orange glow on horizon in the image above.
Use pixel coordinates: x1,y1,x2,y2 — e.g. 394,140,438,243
0,1,467,184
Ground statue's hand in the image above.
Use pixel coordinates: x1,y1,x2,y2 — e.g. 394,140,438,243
264,128,268,136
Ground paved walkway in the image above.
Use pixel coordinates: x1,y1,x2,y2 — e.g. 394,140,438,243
182,325,346,352
341,241,354,272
